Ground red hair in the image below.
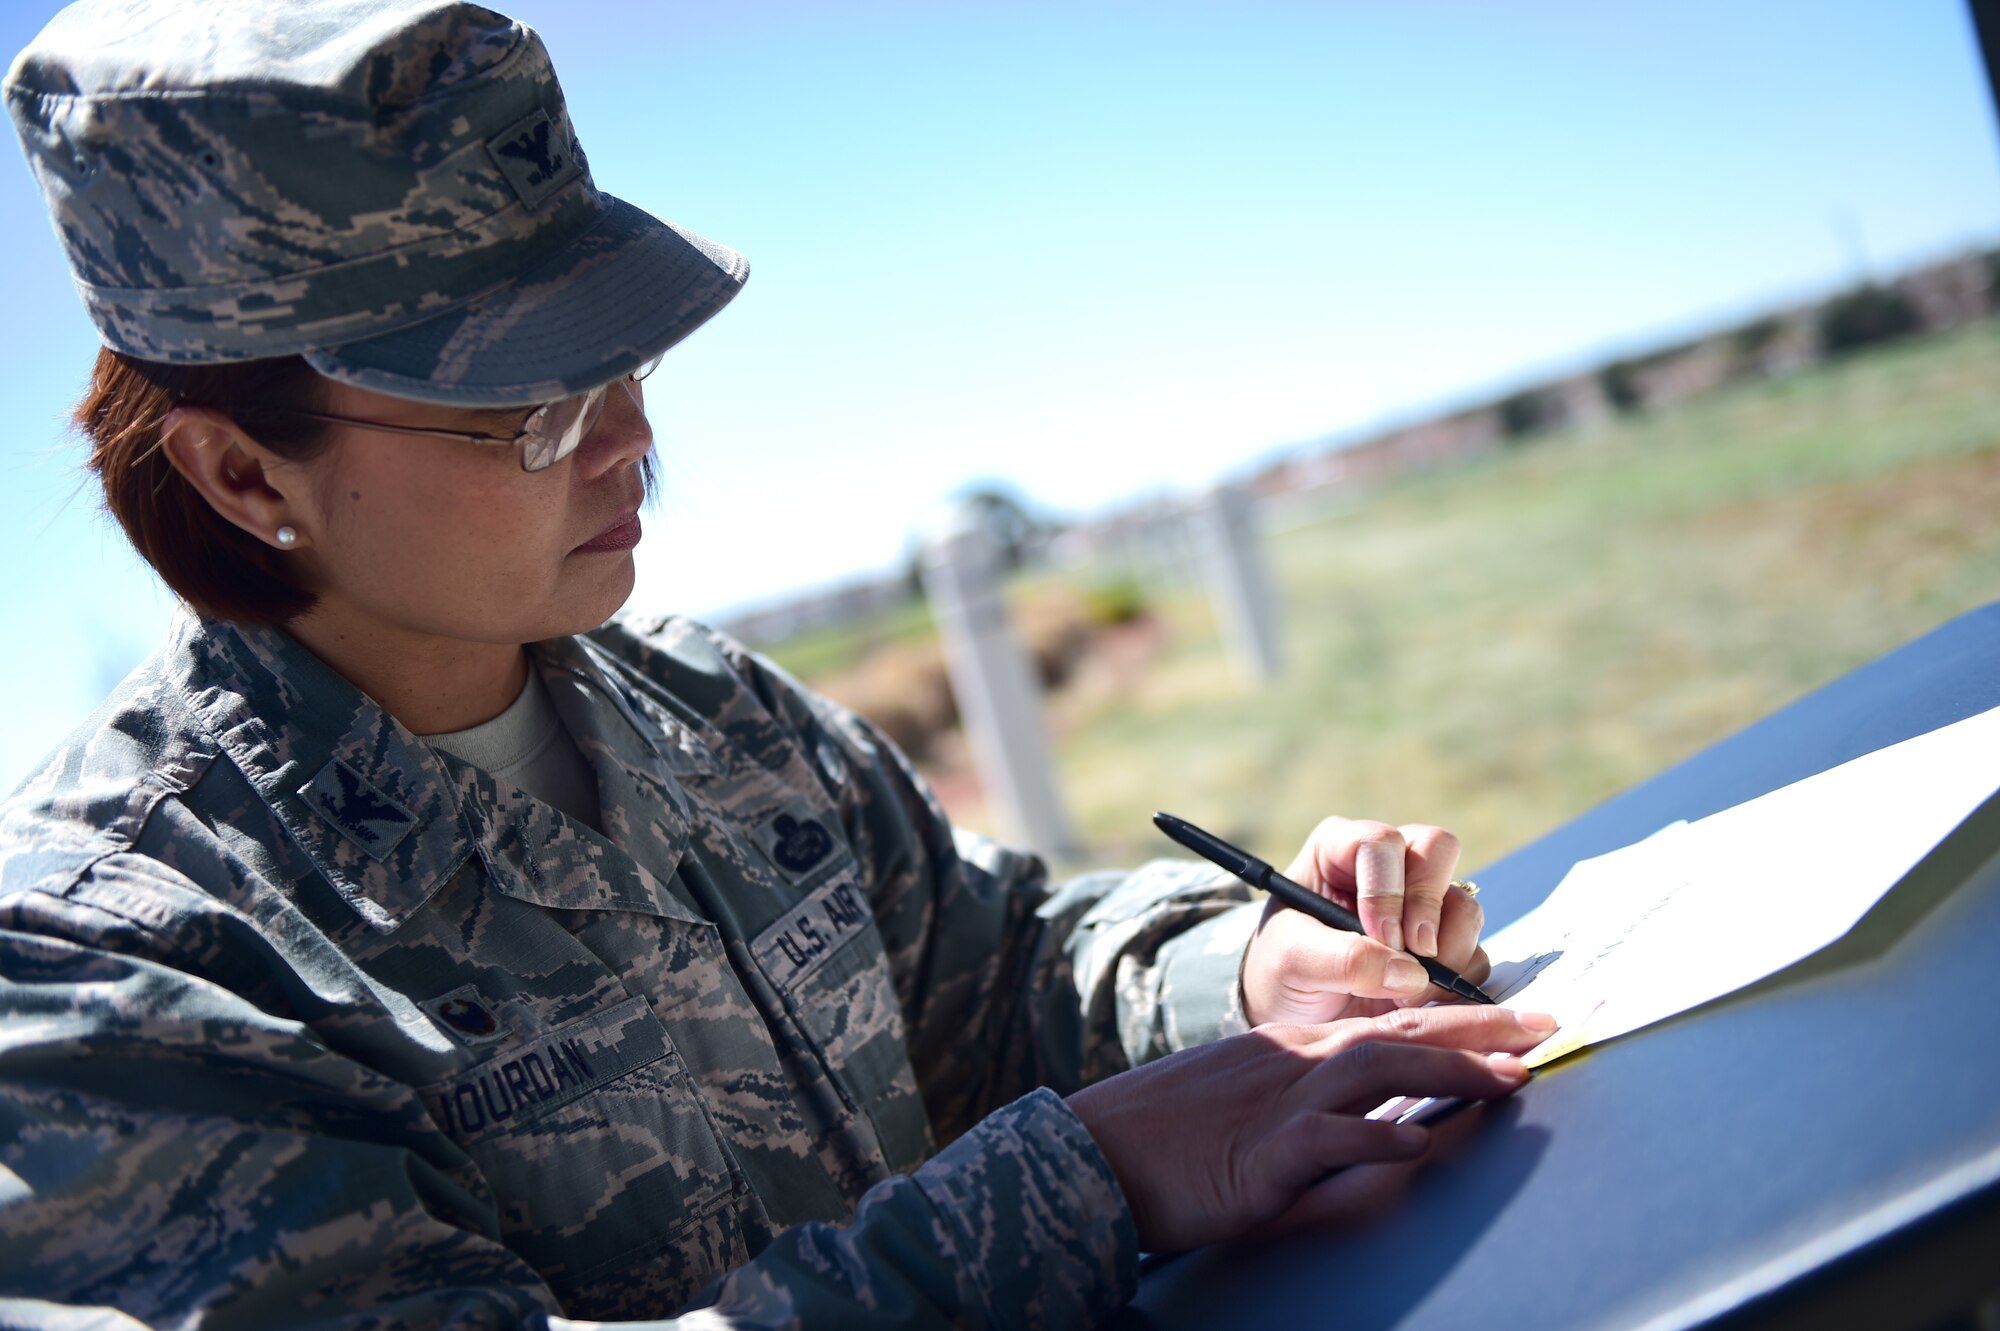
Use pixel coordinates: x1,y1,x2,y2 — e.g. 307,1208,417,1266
73,349,332,625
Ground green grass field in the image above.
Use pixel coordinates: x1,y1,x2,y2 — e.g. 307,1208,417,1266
1042,320,2000,873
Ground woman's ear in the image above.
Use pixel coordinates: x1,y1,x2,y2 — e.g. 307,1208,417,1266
159,407,314,552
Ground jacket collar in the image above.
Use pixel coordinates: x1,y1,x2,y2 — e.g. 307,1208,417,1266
174,614,720,933
175,612,471,933
535,632,726,785
469,632,719,916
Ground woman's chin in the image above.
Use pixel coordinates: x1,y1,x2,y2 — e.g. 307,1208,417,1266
560,555,637,630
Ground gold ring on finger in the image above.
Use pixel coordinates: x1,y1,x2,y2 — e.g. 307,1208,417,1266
1449,878,1479,898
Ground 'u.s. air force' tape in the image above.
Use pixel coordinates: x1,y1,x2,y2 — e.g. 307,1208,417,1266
751,875,873,990
421,994,674,1143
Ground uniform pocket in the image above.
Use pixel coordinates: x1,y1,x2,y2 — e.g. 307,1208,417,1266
421,993,746,1318
751,876,934,1173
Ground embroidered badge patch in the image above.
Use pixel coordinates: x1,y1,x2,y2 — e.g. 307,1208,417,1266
768,813,834,874
420,984,513,1047
298,758,416,860
486,109,582,209
751,876,873,990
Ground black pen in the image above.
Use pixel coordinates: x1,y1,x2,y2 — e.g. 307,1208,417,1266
1153,811,1497,1005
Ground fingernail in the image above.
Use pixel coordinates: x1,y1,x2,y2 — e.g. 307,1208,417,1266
1522,1011,1558,1034
1412,921,1437,957
1379,917,1405,953
1388,957,1427,993
1487,1052,1528,1079
1393,1124,1429,1151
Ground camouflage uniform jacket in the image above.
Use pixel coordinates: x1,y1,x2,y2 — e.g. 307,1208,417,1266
0,610,1261,1328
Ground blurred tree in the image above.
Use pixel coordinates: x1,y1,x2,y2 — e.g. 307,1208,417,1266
1818,284,1919,357
954,482,1053,571
1498,388,1556,441
1729,315,1783,376
1600,358,1645,414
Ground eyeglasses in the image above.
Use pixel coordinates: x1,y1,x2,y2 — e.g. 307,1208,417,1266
260,351,666,473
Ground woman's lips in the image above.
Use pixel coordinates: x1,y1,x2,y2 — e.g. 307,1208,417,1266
575,512,642,552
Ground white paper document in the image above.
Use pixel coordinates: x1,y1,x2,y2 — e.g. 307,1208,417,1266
1480,703,2000,1067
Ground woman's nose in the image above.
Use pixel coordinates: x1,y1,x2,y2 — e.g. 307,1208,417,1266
573,376,653,478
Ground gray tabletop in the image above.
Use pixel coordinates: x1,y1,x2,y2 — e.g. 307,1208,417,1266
1121,601,2000,1330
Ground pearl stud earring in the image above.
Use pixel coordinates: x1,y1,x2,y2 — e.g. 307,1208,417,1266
275,526,298,548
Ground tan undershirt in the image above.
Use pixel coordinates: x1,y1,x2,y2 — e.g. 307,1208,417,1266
421,666,603,834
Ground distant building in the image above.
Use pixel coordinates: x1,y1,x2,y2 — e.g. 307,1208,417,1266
729,245,1998,651
1266,245,1998,500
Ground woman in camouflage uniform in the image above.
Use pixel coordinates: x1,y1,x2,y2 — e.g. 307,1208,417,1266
0,0,1548,1325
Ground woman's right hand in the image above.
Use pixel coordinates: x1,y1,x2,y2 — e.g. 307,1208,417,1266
1065,1004,1555,1254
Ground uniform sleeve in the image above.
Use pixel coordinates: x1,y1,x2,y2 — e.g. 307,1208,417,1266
713,635,1263,1141
0,863,1135,1330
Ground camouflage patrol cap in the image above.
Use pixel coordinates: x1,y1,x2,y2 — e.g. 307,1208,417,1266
4,0,748,406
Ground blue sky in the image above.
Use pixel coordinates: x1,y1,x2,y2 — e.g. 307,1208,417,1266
2,0,1997,790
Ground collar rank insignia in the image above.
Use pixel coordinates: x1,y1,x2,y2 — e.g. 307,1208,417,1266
298,758,417,860
769,813,834,874
421,984,512,1047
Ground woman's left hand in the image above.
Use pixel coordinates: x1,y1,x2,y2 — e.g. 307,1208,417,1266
1240,817,1491,1026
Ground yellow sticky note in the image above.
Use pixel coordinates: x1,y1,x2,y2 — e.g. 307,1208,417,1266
1521,1001,1606,1070
1522,1027,1593,1070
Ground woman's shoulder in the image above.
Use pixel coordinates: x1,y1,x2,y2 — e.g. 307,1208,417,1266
0,631,384,999
588,611,754,671
0,708,239,1004
579,615,874,791
585,613,819,723
2,657,209,888
0,631,293,957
